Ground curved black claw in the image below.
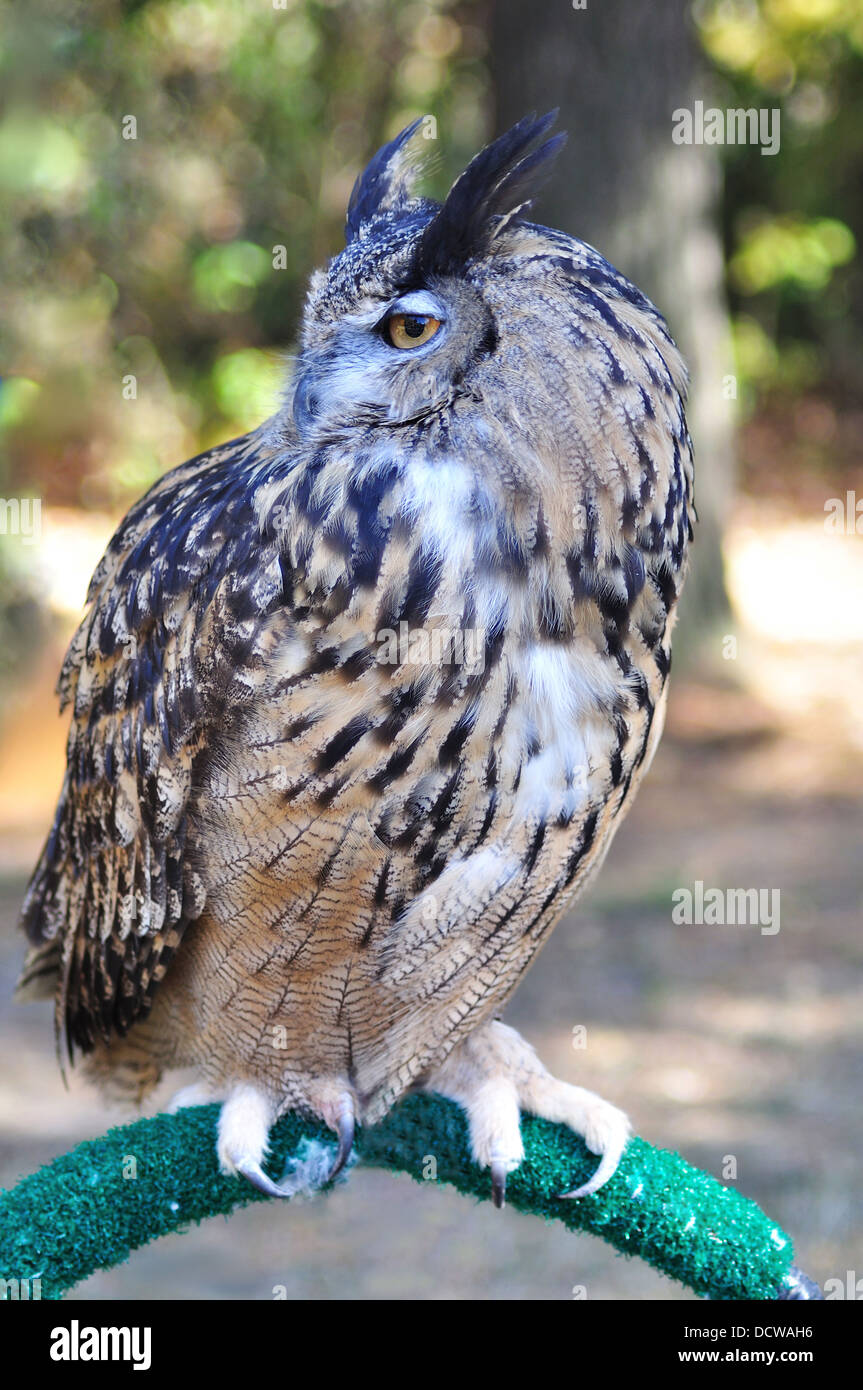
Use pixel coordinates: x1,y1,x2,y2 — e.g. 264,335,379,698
778,1265,823,1300
329,1099,356,1184
236,1156,300,1199
236,1097,357,1199
559,1135,627,1200
491,1159,508,1210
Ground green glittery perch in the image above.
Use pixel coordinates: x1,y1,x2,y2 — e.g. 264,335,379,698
0,1094,812,1300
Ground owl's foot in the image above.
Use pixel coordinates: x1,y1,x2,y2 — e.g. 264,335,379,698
425,1019,630,1208
166,1080,223,1113
217,1081,356,1198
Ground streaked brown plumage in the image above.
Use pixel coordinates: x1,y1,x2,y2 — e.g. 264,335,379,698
17,114,693,1203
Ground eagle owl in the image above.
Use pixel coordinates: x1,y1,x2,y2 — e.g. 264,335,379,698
17,114,693,1208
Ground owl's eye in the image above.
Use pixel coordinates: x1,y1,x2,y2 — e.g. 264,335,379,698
385,312,442,350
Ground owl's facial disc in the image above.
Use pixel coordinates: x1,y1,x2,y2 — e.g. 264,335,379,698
292,275,493,441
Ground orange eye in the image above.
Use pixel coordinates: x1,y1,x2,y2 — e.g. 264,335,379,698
386,312,442,349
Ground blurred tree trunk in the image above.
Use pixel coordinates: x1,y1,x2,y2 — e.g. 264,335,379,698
490,0,734,661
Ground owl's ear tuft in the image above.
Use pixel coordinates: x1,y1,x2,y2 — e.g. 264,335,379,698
417,111,566,278
346,119,428,243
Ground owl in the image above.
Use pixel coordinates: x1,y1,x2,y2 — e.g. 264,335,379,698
17,113,693,1209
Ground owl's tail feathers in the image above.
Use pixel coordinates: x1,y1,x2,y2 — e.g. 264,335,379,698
217,1082,357,1200
14,937,62,1002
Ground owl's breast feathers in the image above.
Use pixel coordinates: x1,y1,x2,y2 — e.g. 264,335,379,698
18,328,692,1087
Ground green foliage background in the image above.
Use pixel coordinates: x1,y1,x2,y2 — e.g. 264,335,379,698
697,0,862,432
0,0,487,514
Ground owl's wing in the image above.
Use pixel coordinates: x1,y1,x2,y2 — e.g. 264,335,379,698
17,430,286,1057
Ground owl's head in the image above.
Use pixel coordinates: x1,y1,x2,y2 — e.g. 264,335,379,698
292,114,560,439
289,114,689,530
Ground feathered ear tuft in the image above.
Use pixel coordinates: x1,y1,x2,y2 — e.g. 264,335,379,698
417,111,566,277
345,118,427,243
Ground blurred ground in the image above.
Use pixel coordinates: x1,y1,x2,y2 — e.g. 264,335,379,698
0,499,860,1300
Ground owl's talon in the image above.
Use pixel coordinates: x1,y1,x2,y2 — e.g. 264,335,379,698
329,1096,356,1183
236,1156,292,1198
559,1131,627,1200
491,1159,508,1209
220,1084,356,1198
236,1132,350,1200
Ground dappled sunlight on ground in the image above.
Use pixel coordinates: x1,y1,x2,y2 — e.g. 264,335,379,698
726,502,863,754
